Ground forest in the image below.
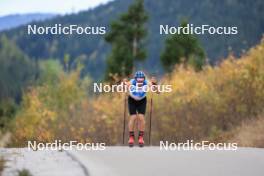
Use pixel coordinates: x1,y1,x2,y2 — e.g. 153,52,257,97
1,0,264,79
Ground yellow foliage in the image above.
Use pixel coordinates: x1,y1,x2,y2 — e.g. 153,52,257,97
11,38,264,146
152,38,264,142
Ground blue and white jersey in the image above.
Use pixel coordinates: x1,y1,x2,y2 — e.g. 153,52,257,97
129,79,148,101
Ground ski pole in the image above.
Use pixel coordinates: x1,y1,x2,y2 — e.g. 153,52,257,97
123,94,127,145
149,92,153,146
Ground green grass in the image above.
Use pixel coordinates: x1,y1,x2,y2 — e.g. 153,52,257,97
18,169,32,176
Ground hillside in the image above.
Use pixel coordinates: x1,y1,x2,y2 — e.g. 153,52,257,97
0,13,56,31
1,0,264,79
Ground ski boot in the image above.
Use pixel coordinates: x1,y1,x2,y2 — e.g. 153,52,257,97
128,136,135,147
138,136,144,147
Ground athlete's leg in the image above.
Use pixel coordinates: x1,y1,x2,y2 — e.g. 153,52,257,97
136,97,147,147
137,97,146,134
128,96,137,132
137,114,145,146
128,96,137,146
128,115,137,146
128,115,137,132
137,114,145,131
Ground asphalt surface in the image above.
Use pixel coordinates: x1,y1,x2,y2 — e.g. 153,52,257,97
69,147,264,176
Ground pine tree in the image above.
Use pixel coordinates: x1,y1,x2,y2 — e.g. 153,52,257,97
161,21,206,72
105,0,148,81
0,35,37,102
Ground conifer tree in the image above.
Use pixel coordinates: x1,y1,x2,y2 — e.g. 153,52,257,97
105,0,148,81
161,21,206,72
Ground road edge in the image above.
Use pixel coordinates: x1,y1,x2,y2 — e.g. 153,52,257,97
65,150,90,176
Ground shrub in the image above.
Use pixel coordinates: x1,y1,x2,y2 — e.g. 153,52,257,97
11,38,264,146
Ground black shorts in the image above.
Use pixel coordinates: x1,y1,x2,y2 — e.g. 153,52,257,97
128,96,147,115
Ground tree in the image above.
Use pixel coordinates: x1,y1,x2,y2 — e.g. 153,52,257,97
161,21,206,72
105,0,148,81
0,35,37,102
0,35,37,128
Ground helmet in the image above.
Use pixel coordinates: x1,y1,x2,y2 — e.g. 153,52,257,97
134,71,145,79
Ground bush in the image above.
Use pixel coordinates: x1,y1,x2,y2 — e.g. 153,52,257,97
11,38,264,146
153,38,264,143
17,169,32,176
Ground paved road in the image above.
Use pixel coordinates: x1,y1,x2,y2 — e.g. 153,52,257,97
1,148,86,176
69,147,264,176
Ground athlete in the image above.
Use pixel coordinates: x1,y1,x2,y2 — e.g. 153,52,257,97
123,71,159,147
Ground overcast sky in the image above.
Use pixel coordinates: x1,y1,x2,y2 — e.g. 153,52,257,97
0,0,112,17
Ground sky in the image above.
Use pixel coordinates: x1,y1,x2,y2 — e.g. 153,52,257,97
0,0,112,17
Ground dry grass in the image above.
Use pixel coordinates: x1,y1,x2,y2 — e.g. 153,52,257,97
0,158,5,176
0,132,11,147
229,116,264,148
